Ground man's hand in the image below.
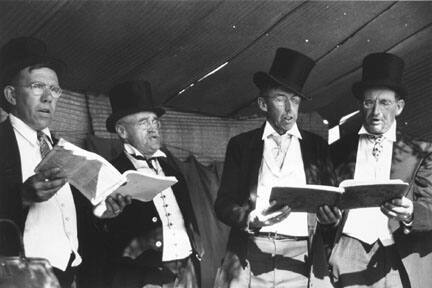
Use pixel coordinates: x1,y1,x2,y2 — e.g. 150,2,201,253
20,167,67,206
99,194,132,219
381,197,413,222
317,205,342,226
248,201,291,230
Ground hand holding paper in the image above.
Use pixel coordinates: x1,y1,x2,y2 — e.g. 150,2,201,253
269,179,409,213
20,167,67,206
248,201,291,230
381,197,413,222
35,139,178,214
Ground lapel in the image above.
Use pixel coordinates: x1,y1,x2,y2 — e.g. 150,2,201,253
0,118,26,229
388,132,426,232
299,130,313,183
0,118,22,184
247,126,264,210
115,151,136,173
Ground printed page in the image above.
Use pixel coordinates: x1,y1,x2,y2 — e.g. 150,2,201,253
339,179,409,209
93,170,178,217
269,185,343,213
35,138,126,205
114,170,178,202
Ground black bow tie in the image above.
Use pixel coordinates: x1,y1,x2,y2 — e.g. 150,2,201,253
130,154,159,172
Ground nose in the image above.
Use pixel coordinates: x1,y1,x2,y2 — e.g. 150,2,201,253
371,100,381,115
40,87,54,102
284,99,292,112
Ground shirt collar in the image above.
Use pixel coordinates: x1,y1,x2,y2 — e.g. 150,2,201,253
9,114,52,146
262,121,302,140
123,143,166,159
358,121,397,142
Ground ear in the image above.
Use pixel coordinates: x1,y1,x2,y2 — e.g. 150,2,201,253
257,97,268,113
4,86,17,106
395,98,405,116
115,123,127,140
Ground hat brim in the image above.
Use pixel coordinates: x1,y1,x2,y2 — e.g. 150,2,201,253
2,55,66,85
106,107,165,133
253,71,310,100
352,80,407,100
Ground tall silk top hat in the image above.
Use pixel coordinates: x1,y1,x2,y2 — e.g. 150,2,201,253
0,37,66,85
106,79,165,133
352,52,406,99
253,47,316,100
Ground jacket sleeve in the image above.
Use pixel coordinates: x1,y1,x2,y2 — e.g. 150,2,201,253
214,137,251,230
411,150,432,232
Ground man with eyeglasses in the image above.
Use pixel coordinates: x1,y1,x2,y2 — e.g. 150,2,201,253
318,53,432,288
0,37,130,288
101,79,202,288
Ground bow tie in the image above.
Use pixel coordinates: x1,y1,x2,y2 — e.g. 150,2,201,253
130,154,160,172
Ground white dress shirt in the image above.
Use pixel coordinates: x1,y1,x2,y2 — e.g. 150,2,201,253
342,122,397,246
10,114,81,271
124,144,192,261
256,122,308,237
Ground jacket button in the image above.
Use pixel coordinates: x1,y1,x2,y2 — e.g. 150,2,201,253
155,241,162,248
152,217,158,223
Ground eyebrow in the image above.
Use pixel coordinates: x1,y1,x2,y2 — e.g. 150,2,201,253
137,116,158,122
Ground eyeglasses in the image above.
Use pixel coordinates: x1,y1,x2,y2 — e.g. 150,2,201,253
136,118,161,129
362,99,395,109
16,82,62,99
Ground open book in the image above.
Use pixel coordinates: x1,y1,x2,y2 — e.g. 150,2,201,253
34,138,178,206
269,179,409,213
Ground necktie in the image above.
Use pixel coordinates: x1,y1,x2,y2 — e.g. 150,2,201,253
269,133,291,169
369,135,384,161
37,131,51,158
130,154,158,173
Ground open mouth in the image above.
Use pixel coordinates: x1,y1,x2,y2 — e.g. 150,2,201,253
149,134,160,140
38,108,51,115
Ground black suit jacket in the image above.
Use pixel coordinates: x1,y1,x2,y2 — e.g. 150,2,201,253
0,117,98,280
104,151,202,267
330,131,432,288
214,125,335,272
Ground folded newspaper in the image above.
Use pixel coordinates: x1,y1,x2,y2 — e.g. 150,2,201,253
34,138,177,206
269,179,409,213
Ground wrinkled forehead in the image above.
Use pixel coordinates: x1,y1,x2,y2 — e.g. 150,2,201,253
120,111,159,123
362,87,397,101
16,66,59,85
262,87,299,98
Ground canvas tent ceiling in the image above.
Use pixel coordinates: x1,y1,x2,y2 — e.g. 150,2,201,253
0,1,430,129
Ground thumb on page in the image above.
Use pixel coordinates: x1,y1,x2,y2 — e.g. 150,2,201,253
94,201,107,217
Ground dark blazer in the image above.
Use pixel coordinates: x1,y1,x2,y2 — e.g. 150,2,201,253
0,117,99,286
0,117,95,252
103,151,202,278
330,131,432,288
214,125,335,279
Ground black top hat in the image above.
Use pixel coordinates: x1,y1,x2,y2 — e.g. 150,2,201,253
0,37,66,86
352,52,406,99
253,48,315,99
106,80,165,133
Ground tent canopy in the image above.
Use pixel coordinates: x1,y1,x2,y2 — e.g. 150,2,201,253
0,1,430,128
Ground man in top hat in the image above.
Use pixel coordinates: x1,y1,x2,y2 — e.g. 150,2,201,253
318,52,432,288
101,79,203,288
214,48,335,287
0,37,130,288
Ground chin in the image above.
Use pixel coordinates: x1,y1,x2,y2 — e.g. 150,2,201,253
366,126,384,135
